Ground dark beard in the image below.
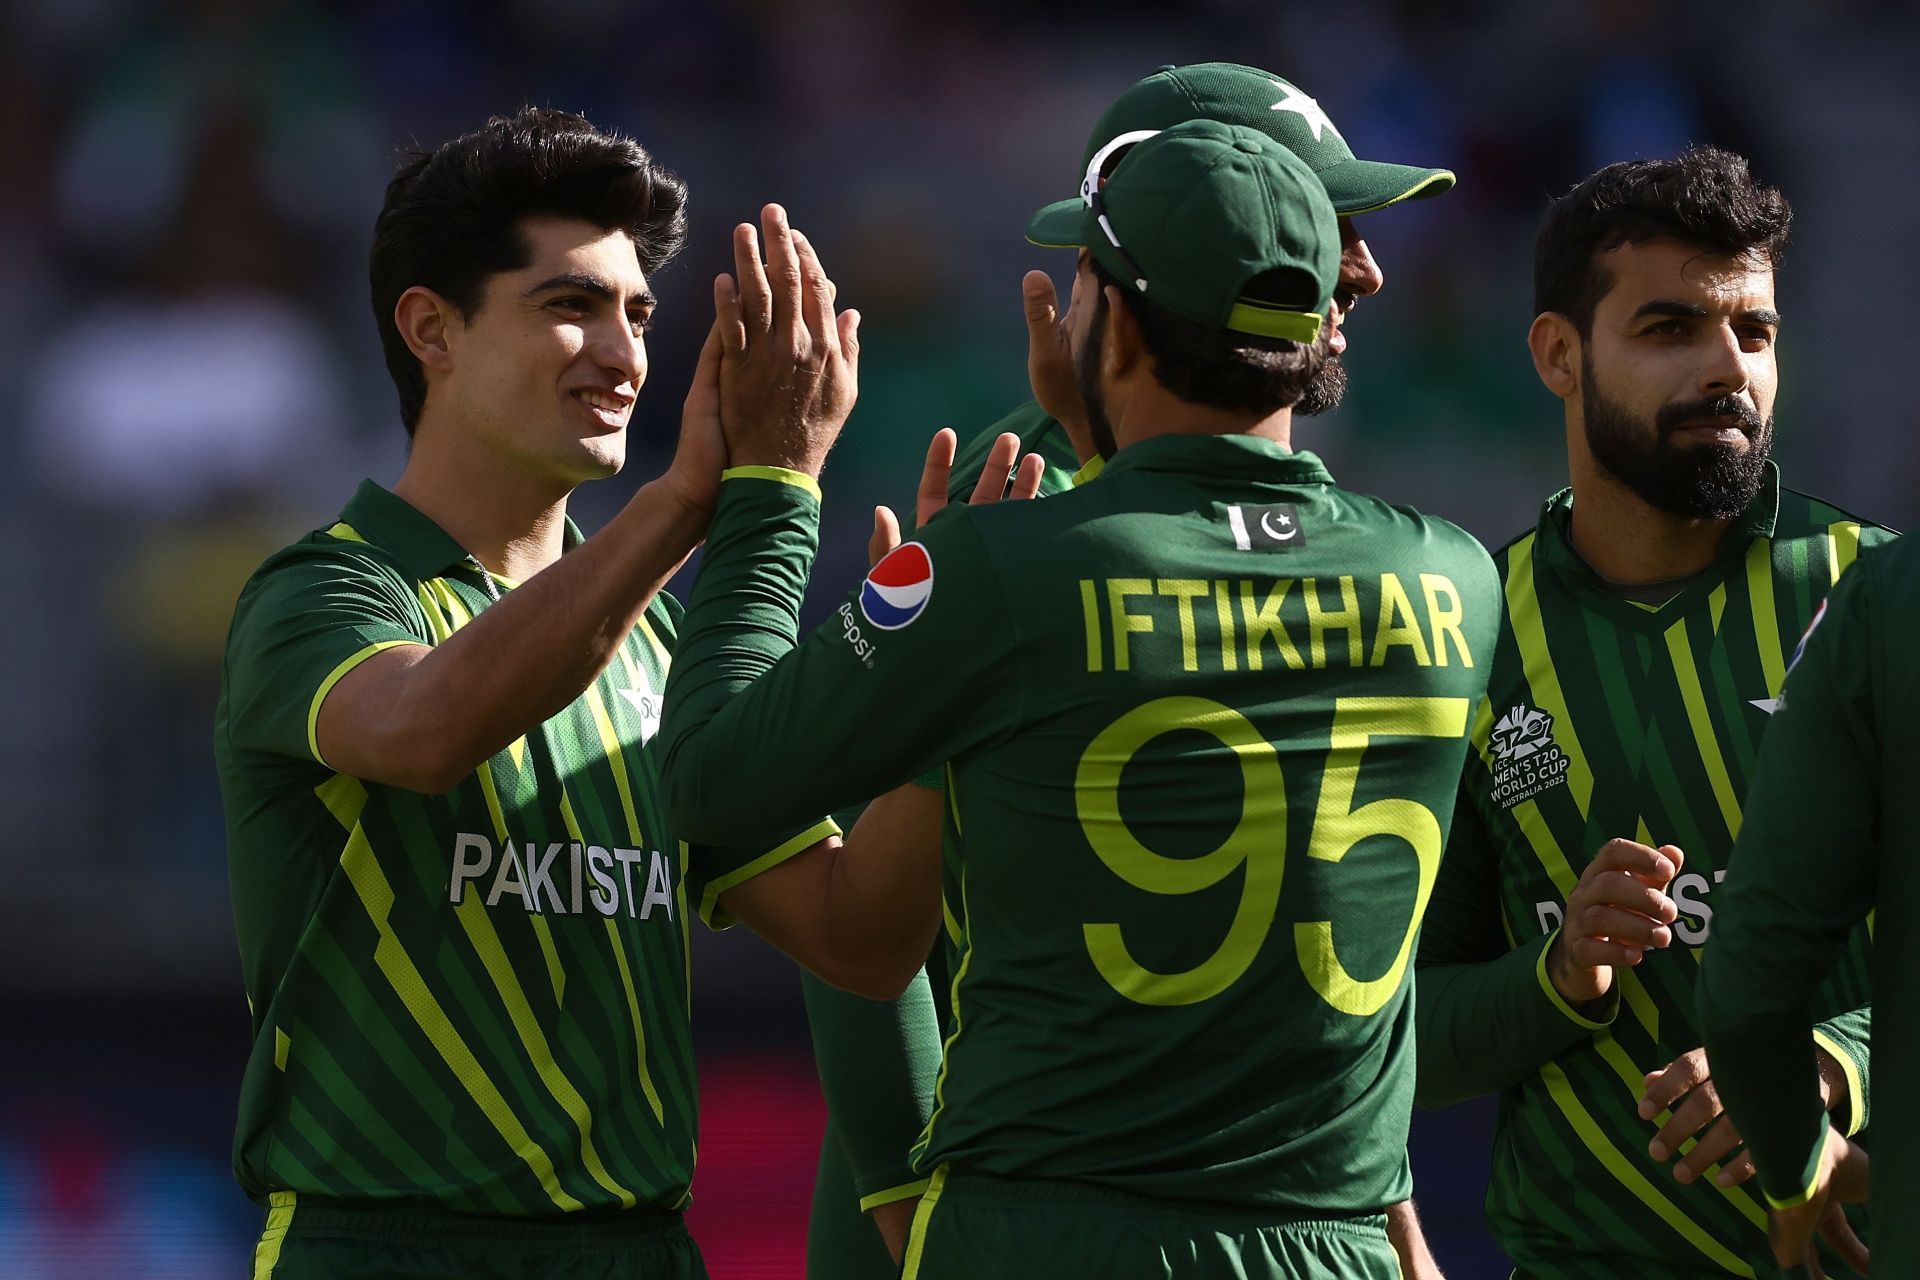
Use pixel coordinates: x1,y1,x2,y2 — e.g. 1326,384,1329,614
1581,357,1774,521
1293,354,1347,417
1078,292,1118,460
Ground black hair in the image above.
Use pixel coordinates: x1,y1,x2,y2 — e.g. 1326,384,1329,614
369,107,688,434
1090,258,1328,415
1533,144,1790,335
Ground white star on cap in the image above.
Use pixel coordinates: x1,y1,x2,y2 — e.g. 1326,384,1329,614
1270,81,1341,143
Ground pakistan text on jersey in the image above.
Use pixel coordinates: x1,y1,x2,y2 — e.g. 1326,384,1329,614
1078,574,1475,674
449,833,675,919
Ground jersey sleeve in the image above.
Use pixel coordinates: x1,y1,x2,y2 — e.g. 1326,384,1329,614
222,543,428,766
648,582,843,929
803,967,942,1208
1414,759,1617,1109
1811,1004,1871,1137
1698,553,1881,1208
658,469,1023,847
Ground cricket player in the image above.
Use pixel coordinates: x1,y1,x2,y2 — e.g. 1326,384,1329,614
951,60,1451,503
1414,145,1887,1280
659,118,1500,1279
217,108,941,1279
1700,542,1905,1275
801,62,1462,1278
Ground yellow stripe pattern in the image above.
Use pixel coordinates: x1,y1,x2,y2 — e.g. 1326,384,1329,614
721,464,821,500
1541,1063,1757,1276
1663,618,1742,838
1812,1028,1867,1137
694,820,840,928
858,1176,932,1212
1745,541,1786,695
900,1165,950,1280
250,1190,298,1279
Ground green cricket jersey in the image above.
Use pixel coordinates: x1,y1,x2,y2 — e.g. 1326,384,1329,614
658,434,1500,1212
1701,535,1919,1275
1415,465,1886,1279
946,400,1089,505
216,480,836,1218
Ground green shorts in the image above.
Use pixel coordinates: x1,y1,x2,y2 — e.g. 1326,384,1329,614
249,1192,708,1280
902,1168,1401,1280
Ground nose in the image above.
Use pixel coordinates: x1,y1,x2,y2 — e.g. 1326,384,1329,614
1697,324,1751,398
1338,219,1384,300
591,315,647,388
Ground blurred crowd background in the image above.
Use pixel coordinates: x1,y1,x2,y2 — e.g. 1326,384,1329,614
3,0,1916,1274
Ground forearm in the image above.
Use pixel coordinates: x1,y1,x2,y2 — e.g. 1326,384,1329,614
720,785,945,999
1414,931,1612,1108
1386,1200,1445,1280
322,478,705,788
803,966,942,1206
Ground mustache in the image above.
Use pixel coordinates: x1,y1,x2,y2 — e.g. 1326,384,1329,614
1656,395,1765,437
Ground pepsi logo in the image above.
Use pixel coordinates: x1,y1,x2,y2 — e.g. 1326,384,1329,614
860,542,934,630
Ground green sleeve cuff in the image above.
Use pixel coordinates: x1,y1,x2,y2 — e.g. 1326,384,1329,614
1812,1025,1868,1137
858,1178,931,1212
721,464,822,500
1070,455,1104,487
1534,927,1620,1030
692,818,841,929
1762,1124,1831,1210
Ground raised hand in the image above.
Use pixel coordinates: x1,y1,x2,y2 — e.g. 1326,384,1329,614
868,428,1046,567
1022,270,1096,465
713,204,860,477
1546,838,1682,1007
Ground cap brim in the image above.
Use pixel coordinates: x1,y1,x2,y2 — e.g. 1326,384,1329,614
1316,159,1455,216
1025,198,1086,248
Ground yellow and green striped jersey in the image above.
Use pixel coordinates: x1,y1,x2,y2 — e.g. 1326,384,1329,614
215,480,834,1218
1416,464,1889,1279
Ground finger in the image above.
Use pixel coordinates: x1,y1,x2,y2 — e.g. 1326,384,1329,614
869,505,902,569
916,428,958,527
1648,1081,1722,1160
713,273,746,355
733,222,772,335
1817,1201,1870,1272
1672,1114,1742,1185
1563,935,1653,970
761,203,803,342
1715,1149,1757,1188
1023,269,1060,341
838,308,861,379
1576,875,1677,923
1571,904,1673,949
1009,453,1047,501
1658,843,1686,876
971,433,1023,505
1769,1208,1820,1270
791,229,837,357
1640,1048,1712,1116
1589,838,1681,886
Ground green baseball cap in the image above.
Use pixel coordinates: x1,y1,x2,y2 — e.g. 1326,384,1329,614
1028,62,1454,246
1052,118,1339,343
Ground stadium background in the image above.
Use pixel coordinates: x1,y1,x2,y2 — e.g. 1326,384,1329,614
1,0,1915,1274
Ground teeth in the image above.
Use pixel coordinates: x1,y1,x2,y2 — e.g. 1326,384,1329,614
577,390,628,413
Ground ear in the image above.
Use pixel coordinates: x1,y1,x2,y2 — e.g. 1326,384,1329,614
1527,311,1580,401
394,286,459,376
1102,284,1146,379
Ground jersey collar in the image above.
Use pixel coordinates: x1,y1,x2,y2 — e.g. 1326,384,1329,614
336,479,585,582
1533,460,1782,598
1097,432,1335,486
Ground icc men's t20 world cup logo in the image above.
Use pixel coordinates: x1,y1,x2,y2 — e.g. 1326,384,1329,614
1488,702,1570,810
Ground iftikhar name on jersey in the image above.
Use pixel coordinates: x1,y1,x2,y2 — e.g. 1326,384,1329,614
1533,869,1728,946
1078,573,1474,674
448,832,675,920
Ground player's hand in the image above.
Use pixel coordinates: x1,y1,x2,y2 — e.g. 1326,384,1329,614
868,428,1045,566
1640,1045,1849,1189
1023,270,1096,464
1639,1048,1751,1186
1767,1128,1869,1278
1546,838,1682,1007
659,317,728,522
714,204,860,477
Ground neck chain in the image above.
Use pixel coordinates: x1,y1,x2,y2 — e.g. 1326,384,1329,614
466,555,502,604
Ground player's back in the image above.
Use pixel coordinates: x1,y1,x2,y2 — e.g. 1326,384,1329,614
916,432,1500,1212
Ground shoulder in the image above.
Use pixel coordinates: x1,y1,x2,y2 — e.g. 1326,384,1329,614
1329,487,1500,579
1777,484,1899,544
227,527,425,651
